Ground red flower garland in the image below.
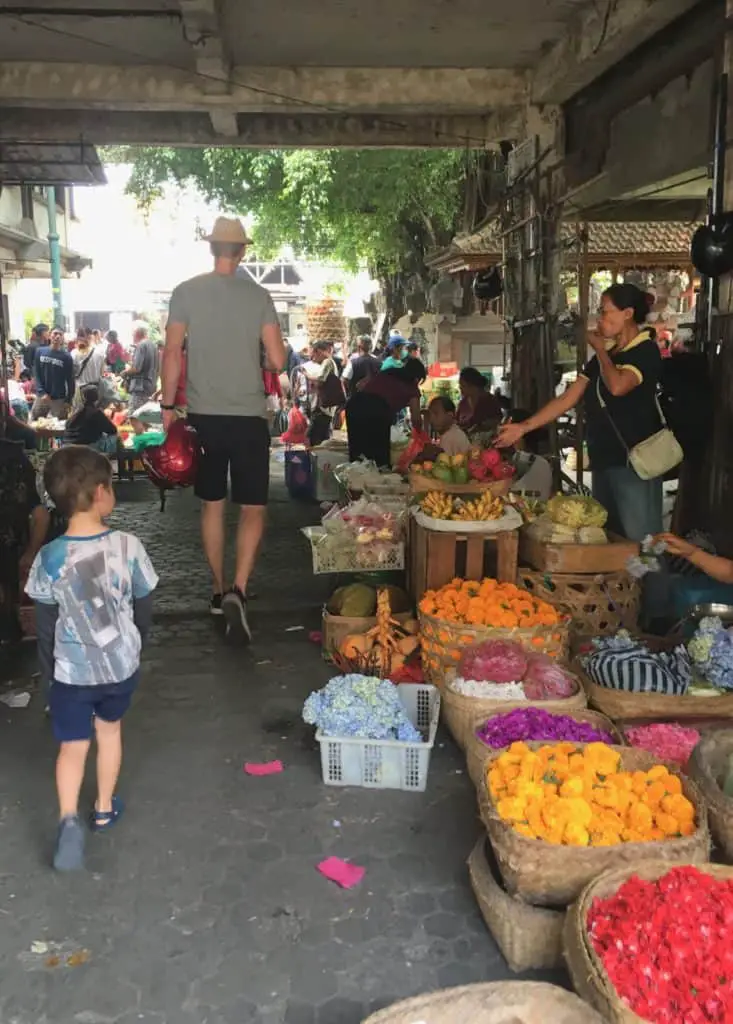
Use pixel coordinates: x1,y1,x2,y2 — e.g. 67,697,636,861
588,867,733,1023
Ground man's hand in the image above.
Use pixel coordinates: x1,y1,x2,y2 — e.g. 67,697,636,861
162,409,176,433
495,421,526,448
656,533,696,558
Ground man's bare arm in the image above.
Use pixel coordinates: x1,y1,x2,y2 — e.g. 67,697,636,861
161,322,186,407
262,322,286,373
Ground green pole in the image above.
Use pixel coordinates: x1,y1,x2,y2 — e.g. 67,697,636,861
46,186,63,328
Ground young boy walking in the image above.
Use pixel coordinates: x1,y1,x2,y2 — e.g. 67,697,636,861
26,446,158,871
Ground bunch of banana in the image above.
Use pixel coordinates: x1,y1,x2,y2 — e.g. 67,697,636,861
420,491,454,519
451,493,504,521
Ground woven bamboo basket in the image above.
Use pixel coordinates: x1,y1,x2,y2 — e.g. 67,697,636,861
467,836,566,972
464,707,622,789
418,609,571,690
305,298,347,344
362,981,605,1024
478,743,710,906
573,656,733,721
563,861,733,1023
442,671,587,751
517,569,640,640
321,609,413,661
688,730,733,861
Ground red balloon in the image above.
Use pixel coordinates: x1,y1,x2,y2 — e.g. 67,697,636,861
141,418,200,489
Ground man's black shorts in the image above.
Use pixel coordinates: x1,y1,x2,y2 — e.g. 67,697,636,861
188,414,270,506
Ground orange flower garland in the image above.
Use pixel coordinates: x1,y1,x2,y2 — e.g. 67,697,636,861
419,578,562,629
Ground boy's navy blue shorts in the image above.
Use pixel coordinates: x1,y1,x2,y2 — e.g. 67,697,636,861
49,672,139,743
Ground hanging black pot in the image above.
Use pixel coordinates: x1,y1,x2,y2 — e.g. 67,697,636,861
691,212,733,278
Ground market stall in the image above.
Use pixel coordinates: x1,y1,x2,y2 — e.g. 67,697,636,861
296,419,733,1023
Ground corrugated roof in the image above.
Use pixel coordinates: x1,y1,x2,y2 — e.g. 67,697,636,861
453,219,697,256
427,219,699,271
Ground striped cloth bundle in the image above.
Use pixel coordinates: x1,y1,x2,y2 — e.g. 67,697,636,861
583,634,692,696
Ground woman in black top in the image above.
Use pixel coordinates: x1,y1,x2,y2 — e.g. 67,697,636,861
63,385,118,453
497,283,664,541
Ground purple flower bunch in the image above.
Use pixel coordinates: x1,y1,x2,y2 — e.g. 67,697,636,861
475,707,614,749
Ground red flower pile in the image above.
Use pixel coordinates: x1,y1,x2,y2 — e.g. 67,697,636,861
588,867,733,1023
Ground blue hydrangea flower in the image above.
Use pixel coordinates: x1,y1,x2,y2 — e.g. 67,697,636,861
303,674,422,741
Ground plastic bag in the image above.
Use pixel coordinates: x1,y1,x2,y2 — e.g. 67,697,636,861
396,428,430,475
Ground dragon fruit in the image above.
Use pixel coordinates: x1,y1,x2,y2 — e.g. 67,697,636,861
481,448,501,469
458,640,528,684
522,653,577,699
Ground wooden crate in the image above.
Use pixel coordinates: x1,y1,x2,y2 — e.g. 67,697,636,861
519,527,638,574
408,517,518,599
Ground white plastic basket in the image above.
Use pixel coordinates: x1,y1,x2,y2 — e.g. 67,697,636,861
315,684,440,791
302,527,405,574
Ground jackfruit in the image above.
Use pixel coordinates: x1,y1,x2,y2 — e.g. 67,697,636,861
338,583,378,617
326,586,349,615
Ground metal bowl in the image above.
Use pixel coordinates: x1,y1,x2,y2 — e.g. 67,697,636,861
688,603,733,624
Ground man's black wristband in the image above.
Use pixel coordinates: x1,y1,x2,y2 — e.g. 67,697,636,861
160,404,175,411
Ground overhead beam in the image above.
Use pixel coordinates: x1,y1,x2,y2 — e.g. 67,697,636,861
0,108,525,148
0,62,528,115
177,0,235,138
531,0,703,105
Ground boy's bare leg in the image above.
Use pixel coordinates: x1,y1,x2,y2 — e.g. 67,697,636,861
94,717,122,819
56,740,90,818
54,739,90,871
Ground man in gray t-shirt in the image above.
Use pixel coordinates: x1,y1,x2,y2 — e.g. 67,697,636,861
161,216,285,643
126,324,159,414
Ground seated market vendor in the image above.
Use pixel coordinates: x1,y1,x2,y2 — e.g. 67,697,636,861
63,385,118,453
657,533,733,585
427,396,470,456
457,366,502,435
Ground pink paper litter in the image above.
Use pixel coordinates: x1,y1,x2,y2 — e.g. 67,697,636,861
309,630,323,644
317,857,365,889
624,723,701,769
243,760,284,776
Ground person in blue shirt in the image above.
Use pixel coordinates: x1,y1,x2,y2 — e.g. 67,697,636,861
31,331,75,420
381,335,407,371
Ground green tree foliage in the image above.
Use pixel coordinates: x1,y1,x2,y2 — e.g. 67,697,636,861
106,147,490,315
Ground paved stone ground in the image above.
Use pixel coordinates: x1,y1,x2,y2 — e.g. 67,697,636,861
0,458,562,1024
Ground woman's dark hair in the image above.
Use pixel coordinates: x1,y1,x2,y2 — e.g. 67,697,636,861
81,385,100,408
106,330,118,344
429,395,456,414
459,366,489,391
602,283,654,325
384,359,427,384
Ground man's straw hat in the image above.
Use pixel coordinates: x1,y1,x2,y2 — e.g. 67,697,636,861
204,216,252,246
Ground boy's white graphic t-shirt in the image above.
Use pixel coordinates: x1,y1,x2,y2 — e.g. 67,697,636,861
26,530,158,686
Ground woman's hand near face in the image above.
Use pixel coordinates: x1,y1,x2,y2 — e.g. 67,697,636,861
495,421,526,448
587,330,607,354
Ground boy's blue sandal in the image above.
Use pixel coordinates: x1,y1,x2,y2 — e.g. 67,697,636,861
90,795,125,833
53,815,85,872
